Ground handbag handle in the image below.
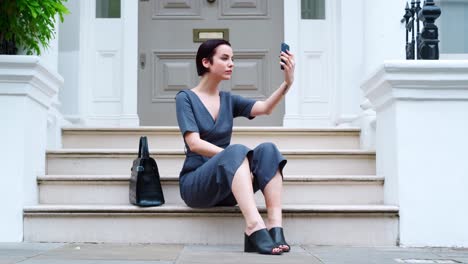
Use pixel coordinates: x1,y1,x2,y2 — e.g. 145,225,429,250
138,136,150,158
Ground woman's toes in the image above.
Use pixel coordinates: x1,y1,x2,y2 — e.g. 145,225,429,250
280,245,289,251
272,247,282,254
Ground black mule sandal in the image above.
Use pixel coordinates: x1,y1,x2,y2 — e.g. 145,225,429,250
269,227,290,252
244,228,283,255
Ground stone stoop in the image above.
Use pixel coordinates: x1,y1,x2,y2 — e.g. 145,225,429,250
61,127,362,150
37,175,385,205
23,205,399,246
23,127,399,246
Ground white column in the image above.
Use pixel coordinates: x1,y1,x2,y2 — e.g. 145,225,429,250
283,0,301,127
362,60,468,247
334,0,365,126
363,0,407,77
121,0,139,126
58,0,83,125
42,15,70,149
349,0,407,147
0,56,62,242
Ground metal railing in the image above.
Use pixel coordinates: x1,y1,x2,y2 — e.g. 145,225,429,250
403,0,441,60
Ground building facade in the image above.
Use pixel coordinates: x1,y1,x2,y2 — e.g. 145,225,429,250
1,0,468,247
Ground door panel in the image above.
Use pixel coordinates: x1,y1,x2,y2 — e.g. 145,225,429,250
138,0,284,126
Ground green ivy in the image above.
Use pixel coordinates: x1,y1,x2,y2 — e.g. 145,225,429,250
0,0,70,55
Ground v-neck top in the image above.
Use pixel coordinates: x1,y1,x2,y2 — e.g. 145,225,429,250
175,89,256,175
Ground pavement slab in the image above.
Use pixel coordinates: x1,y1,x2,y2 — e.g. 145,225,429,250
30,243,183,262
18,260,173,264
303,246,468,264
176,244,322,264
0,243,65,264
0,243,467,264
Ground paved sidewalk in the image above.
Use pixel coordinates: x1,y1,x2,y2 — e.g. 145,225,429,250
1,243,467,264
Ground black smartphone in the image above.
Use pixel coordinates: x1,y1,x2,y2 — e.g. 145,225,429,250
281,42,290,70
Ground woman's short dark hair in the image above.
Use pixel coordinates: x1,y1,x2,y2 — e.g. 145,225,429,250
196,39,231,76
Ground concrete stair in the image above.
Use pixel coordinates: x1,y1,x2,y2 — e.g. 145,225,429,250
24,127,399,246
37,175,384,205
45,149,376,176
61,127,361,150
24,204,398,246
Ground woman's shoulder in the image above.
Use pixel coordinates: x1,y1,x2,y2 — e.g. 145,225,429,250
176,89,190,96
175,89,193,107
176,89,194,101
220,90,233,98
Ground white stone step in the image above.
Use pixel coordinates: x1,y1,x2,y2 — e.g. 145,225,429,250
46,149,376,176
38,175,384,206
61,127,361,150
23,204,399,246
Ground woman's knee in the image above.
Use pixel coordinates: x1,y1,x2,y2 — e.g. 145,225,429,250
232,158,253,186
256,142,279,153
236,157,251,174
225,144,250,154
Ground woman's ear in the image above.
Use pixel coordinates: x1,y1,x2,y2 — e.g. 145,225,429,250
202,58,211,69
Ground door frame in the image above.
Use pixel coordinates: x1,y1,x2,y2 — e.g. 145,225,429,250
283,0,341,127
129,0,341,127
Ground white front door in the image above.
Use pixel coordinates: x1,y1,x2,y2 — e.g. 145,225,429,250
284,0,338,127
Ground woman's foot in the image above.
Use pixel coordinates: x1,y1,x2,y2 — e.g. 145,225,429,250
244,220,266,236
244,228,283,255
268,227,290,252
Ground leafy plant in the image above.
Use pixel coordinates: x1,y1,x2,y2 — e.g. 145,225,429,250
0,0,69,55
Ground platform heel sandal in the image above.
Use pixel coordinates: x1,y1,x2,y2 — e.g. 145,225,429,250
244,228,282,255
269,227,290,252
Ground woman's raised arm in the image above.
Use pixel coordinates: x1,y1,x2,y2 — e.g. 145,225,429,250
250,51,295,116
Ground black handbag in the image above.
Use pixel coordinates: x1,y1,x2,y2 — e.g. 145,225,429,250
129,136,165,207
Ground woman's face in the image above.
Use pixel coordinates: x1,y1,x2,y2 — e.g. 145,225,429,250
203,44,234,80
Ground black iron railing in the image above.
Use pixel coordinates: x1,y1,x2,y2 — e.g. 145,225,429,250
403,0,441,60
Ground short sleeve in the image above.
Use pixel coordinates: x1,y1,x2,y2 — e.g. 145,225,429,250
175,91,199,136
231,93,257,119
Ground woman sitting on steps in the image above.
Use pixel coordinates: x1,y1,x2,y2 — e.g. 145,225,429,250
175,39,295,255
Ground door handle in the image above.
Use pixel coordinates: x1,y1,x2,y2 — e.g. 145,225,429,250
139,53,146,70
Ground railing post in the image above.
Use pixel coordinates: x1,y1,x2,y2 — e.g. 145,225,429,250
418,0,441,60
403,0,441,60
404,3,414,59
415,0,422,59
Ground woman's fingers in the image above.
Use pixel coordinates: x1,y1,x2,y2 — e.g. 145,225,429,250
280,61,290,69
280,52,295,67
280,51,295,85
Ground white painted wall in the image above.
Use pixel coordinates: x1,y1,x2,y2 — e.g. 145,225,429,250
346,0,408,148
39,18,59,73
0,56,62,241
363,0,407,77
334,0,365,125
58,0,82,122
362,60,468,247
285,0,407,128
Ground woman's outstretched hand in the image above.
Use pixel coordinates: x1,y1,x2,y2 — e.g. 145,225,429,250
280,51,295,86
250,50,296,116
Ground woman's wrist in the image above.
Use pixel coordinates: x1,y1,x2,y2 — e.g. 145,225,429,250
282,81,291,95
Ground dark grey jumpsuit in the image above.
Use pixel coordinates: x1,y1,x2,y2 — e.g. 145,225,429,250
175,89,287,208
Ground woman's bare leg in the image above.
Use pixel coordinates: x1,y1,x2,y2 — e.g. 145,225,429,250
232,158,281,254
264,170,283,228
263,170,289,251
231,158,265,236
